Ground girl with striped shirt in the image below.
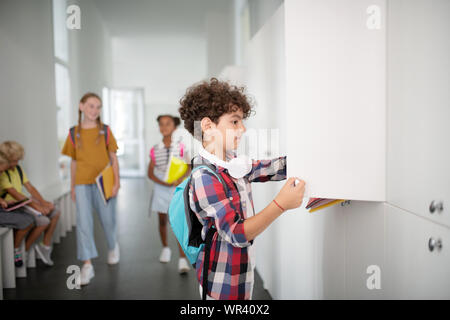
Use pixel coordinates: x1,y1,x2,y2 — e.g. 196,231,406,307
147,115,191,273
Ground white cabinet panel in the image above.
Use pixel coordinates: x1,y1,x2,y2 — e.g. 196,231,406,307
344,201,386,299
385,204,450,299
310,203,346,299
244,6,346,299
285,0,386,201
386,0,450,227
272,201,346,299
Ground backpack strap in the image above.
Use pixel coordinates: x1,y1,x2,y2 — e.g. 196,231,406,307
189,159,229,300
0,170,11,199
69,126,77,147
16,165,24,185
191,162,228,195
202,225,216,300
103,124,110,146
0,165,24,199
3,166,23,184
179,142,184,158
4,170,11,183
150,147,155,163
69,125,110,148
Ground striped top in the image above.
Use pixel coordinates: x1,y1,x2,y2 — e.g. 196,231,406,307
150,141,190,175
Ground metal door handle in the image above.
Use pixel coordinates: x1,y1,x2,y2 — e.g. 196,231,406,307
428,237,443,252
429,200,443,214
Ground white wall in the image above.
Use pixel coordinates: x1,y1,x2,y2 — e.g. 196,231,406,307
68,0,113,124
0,0,59,190
205,3,235,78
107,0,236,166
111,35,207,162
247,0,284,38
0,0,115,189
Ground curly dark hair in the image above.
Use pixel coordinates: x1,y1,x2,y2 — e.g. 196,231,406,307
178,78,254,139
157,114,181,128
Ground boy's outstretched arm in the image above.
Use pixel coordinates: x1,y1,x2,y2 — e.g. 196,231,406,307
5,186,49,214
3,187,27,202
24,181,55,212
192,168,304,244
246,156,287,183
24,181,47,204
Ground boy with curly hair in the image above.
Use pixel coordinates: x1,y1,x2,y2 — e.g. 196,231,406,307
178,78,305,300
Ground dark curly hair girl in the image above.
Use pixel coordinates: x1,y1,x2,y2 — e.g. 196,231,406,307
157,114,181,127
178,78,254,140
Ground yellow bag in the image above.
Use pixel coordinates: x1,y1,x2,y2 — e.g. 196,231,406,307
164,155,188,184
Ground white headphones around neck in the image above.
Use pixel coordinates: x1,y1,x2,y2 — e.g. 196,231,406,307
198,145,252,179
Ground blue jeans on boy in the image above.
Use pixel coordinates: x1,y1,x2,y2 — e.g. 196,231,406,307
75,184,117,261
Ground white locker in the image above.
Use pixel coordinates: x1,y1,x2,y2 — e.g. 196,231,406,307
344,201,386,299
243,5,347,299
385,204,450,299
387,0,450,228
285,0,386,201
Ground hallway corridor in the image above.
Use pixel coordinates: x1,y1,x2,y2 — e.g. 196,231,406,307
2,179,271,300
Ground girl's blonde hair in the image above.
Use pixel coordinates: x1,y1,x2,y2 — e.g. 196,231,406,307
77,92,103,148
0,141,25,161
0,150,9,166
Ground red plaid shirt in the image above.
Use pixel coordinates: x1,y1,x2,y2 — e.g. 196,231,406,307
188,153,287,300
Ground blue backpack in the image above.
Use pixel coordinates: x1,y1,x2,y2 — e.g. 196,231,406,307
168,161,229,300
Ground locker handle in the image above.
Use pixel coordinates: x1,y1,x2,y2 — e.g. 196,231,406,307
428,237,443,252
429,201,443,214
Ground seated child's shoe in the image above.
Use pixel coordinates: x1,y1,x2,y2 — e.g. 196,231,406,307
107,242,120,265
14,249,23,267
78,263,94,286
178,257,190,274
159,247,171,263
35,243,54,266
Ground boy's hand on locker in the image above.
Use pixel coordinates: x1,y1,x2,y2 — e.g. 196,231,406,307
274,177,305,212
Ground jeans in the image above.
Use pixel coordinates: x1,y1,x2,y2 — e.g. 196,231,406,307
75,184,117,261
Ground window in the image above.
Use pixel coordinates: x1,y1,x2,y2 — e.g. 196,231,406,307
52,0,71,180
52,0,69,62
55,63,71,146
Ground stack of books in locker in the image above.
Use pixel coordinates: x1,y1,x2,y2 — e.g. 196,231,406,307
305,198,347,213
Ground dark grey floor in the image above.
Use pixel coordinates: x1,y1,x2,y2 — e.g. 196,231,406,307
3,178,271,300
